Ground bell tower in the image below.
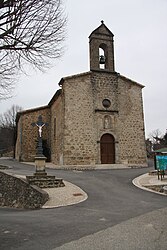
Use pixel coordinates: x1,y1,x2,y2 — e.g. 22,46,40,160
89,21,115,72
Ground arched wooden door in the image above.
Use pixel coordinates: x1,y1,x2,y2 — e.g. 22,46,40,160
100,134,115,164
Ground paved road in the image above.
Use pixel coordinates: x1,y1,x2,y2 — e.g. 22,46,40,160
0,159,166,250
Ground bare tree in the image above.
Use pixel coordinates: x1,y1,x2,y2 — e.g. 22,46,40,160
0,104,22,156
0,104,22,128
148,129,162,144
148,129,167,151
0,0,66,99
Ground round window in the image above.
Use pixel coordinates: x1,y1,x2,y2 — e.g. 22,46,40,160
102,99,111,108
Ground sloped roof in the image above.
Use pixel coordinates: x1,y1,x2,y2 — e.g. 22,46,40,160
58,70,144,89
89,21,114,38
119,74,145,88
16,105,49,123
16,69,144,124
58,71,91,86
48,89,62,106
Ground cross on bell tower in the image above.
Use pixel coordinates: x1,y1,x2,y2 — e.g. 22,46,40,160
89,21,115,72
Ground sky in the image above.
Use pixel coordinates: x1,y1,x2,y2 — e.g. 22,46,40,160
0,0,167,137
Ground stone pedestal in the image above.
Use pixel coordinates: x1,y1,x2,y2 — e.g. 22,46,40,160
26,155,65,188
27,116,65,188
34,156,47,176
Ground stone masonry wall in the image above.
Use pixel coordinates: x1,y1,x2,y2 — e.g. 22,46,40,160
0,171,49,209
63,73,96,165
61,71,146,166
15,107,50,162
91,71,118,111
117,77,147,165
50,93,64,165
90,71,119,164
15,73,147,166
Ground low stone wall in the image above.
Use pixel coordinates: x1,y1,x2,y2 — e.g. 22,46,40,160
0,171,49,209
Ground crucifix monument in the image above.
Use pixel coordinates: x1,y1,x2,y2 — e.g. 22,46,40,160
26,115,65,188
31,115,48,175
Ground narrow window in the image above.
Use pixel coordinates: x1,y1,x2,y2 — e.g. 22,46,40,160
54,117,56,138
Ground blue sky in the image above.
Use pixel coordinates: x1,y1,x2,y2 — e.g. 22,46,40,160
0,0,167,137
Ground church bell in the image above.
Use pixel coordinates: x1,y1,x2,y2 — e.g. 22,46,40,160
99,55,105,64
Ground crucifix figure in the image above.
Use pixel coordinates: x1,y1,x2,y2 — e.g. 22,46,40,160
31,115,48,156
31,115,48,138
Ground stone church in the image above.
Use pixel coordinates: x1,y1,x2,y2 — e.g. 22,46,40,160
15,22,147,167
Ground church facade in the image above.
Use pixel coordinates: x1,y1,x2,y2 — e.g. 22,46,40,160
15,22,147,167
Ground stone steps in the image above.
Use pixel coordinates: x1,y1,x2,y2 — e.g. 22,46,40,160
26,175,65,188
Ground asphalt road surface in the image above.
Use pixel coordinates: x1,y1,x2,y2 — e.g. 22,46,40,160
0,159,166,250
